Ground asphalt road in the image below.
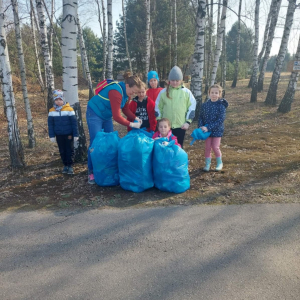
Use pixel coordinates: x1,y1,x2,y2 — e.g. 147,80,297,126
1,204,300,300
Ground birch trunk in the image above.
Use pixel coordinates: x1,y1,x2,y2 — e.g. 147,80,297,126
145,0,150,78
231,0,242,88
35,0,55,111
191,0,206,116
77,15,94,99
150,25,157,71
257,0,282,92
95,0,103,37
101,0,107,80
221,22,226,94
250,0,260,103
11,0,36,148
49,0,54,62
265,0,296,106
107,0,113,79
62,0,87,162
169,0,172,70
205,0,212,92
173,0,177,66
210,0,227,86
122,0,132,73
278,35,300,113
30,0,44,91
0,0,25,168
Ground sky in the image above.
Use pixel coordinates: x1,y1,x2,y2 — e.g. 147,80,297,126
83,0,300,57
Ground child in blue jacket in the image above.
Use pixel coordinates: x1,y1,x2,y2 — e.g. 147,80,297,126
48,90,79,174
198,84,228,171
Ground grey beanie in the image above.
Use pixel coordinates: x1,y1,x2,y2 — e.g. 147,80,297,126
168,66,183,81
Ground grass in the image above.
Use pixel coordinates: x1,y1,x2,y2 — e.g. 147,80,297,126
0,73,300,210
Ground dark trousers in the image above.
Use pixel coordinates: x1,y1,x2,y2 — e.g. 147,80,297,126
56,135,74,166
172,128,186,148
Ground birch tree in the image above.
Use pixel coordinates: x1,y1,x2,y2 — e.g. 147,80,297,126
250,0,260,103
210,0,227,86
29,0,44,91
231,0,242,88
191,0,206,111
278,35,300,113
0,0,25,168
150,25,157,71
205,0,213,93
101,0,107,79
107,0,113,79
145,0,150,78
221,22,226,94
77,14,94,99
12,0,35,148
257,0,282,92
122,0,132,73
265,0,297,106
35,0,55,111
62,0,87,161
169,0,173,70
173,0,178,66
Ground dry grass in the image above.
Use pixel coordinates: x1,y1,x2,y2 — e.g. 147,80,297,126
0,73,300,211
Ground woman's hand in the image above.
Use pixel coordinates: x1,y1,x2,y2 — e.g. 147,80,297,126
200,126,208,132
130,122,142,129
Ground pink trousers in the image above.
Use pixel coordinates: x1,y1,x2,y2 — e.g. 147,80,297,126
205,137,222,158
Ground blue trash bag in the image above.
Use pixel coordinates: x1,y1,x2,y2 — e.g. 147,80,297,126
190,126,211,145
153,139,190,193
90,131,120,186
118,130,154,192
130,125,154,138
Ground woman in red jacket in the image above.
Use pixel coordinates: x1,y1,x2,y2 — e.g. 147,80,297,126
127,82,157,132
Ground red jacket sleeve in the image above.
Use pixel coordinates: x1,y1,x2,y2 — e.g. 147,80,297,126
147,96,157,132
127,100,137,132
109,90,131,126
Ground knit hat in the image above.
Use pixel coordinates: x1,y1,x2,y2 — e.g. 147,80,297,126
53,89,64,101
147,70,159,83
168,66,183,81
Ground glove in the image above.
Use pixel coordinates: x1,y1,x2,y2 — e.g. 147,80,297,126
200,126,208,132
50,137,56,143
181,123,190,130
74,137,79,142
130,122,142,129
135,117,142,125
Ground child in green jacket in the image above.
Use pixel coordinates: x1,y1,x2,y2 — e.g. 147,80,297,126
155,66,196,148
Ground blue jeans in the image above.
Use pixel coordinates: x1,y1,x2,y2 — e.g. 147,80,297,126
86,105,113,171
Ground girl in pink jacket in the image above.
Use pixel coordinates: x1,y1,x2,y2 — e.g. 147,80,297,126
152,118,181,148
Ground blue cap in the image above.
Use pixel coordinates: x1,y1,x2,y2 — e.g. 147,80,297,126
147,71,159,83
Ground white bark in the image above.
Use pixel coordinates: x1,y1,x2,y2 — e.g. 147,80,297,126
62,0,87,161
221,21,226,92
210,0,227,86
173,0,177,66
257,0,282,92
250,0,260,103
95,0,103,37
29,0,44,91
122,0,132,73
265,0,297,106
35,0,55,111
145,0,151,78
77,14,94,99
107,0,113,79
150,25,157,71
101,0,107,80
11,0,36,148
191,0,206,108
169,0,172,70
278,34,300,113
0,0,25,168
49,0,54,62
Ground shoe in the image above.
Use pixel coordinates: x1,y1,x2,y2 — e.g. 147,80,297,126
88,173,95,185
203,158,211,172
215,157,223,171
62,166,68,174
67,166,74,175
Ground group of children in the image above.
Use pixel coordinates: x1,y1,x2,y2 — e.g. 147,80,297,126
47,66,228,180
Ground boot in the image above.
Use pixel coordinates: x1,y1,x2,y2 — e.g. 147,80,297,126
203,158,211,172
62,166,68,174
215,157,223,171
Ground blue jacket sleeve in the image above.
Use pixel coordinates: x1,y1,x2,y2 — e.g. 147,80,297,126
206,106,226,132
48,115,55,138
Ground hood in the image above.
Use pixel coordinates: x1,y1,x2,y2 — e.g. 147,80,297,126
208,98,228,108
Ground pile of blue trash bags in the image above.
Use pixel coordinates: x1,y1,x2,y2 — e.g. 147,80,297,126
89,129,190,193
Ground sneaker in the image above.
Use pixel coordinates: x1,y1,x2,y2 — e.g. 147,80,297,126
88,173,95,185
67,166,74,175
62,166,68,174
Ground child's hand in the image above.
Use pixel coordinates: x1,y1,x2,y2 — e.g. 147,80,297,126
135,117,142,125
50,137,56,143
74,137,79,142
154,137,160,140
162,141,169,146
181,123,190,130
200,126,208,132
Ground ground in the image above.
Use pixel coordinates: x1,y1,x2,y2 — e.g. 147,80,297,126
0,74,300,211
